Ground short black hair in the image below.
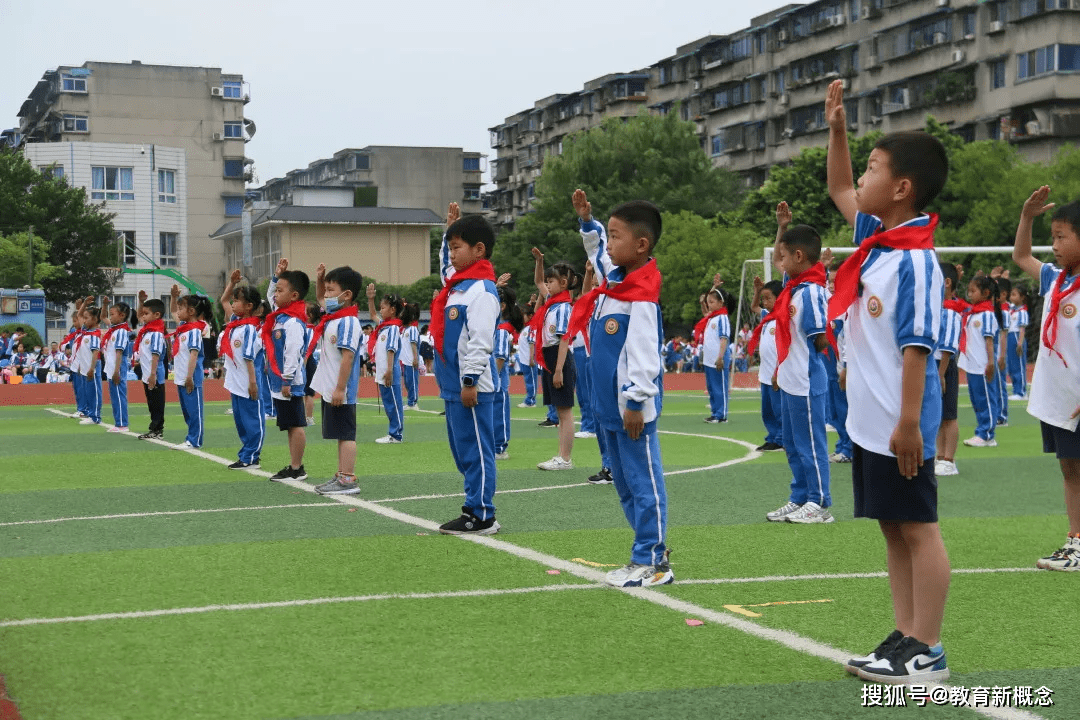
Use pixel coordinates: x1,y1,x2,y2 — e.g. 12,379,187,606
609,200,663,251
873,132,949,212
545,262,581,292
277,270,310,300
939,261,959,291
763,280,784,297
232,285,261,307
144,299,166,318
446,215,497,259
778,224,822,263
324,266,363,304
996,277,1012,295
1052,200,1080,235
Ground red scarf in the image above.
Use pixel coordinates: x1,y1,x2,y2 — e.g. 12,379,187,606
959,300,994,355
1042,270,1080,366
261,300,308,376
221,316,261,361
498,322,520,345
134,319,166,355
528,291,573,370
564,259,662,354
747,263,829,368
366,317,403,359
74,329,101,355
693,308,728,345
100,323,130,351
430,259,497,358
170,321,207,358
307,305,360,359
829,215,938,320
59,328,82,349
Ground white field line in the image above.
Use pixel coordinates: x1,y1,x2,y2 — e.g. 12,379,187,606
677,567,1040,586
0,503,339,528
41,410,1045,720
370,483,591,504
0,583,602,628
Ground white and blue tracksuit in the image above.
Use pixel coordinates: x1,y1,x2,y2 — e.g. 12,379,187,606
224,322,264,464
519,330,537,406
824,318,851,458
756,310,783,447
960,308,999,441
82,332,103,424
174,328,206,447
104,326,131,428
581,218,667,566
1007,305,1029,397
375,323,404,441
494,324,513,454
572,335,598,433
702,313,731,421
401,323,420,407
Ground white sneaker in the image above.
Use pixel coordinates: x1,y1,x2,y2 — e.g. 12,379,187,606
962,436,997,447
375,435,402,444
786,501,836,524
825,423,837,433
935,460,958,476
79,418,98,425
766,501,802,522
225,408,233,415
829,452,852,463
177,441,196,449
574,431,596,439
306,417,315,426
107,426,127,434
495,451,510,460
516,402,533,408
1008,394,1025,401
537,456,574,471
1036,535,1080,571
605,562,674,588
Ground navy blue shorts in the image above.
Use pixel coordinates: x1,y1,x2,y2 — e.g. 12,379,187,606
273,395,307,430
852,444,938,523
322,399,356,441
941,355,958,422
1041,421,1080,460
540,344,575,408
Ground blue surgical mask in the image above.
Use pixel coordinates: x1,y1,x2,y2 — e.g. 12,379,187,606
325,293,343,312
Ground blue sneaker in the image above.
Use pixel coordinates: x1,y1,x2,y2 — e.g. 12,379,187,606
857,636,949,684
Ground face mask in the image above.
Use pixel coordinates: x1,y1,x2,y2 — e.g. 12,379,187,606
325,293,344,312
33,347,41,353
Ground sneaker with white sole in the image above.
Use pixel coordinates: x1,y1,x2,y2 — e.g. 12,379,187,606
857,636,949,685
177,441,196,449
786,501,835,524
269,464,308,482
588,468,613,485
315,474,361,495
574,431,596,439
829,452,852,463
138,431,163,440
228,460,260,470
516,402,533,408
845,629,905,675
766,501,802,522
1008,394,1025,401
494,451,510,461
107,426,127,434
962,436,997,447
935,459,959,476
1036,535,1080,571
306,416,316,426
438,507,500,535
537,456,574,471
79,418,99,425
375,435,402,444
605,552,674,588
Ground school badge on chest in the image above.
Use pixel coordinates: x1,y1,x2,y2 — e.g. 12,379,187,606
1063,304,1077,319
973,320,981,329
788,306,797,318
328,335,337,344
274,330,283,340
769,327,775,335
548,324,556,333
867,296,883,318
604,318,620,335
448,307,459,321
232,339,241,349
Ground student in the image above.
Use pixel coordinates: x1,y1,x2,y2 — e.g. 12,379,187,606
75,304,103,426
100,300,133,432
571,264,599,440
569,189,671,587
433,206,501,534
528,248,578,470
65,298,92,417
959,275,999,448
751,277,785,452
172,294,211,449
264,260,311,481
221,284,265,469
304,301,323,426
699,285,732,424
0,330,8,361
516,308,538,408
253,300,276,419
494,286,524,460
992,275,1010,426
826,79,950,683
418,323,435,375
750,218,833,525
309,264,365,494
400,303,421,409
1012,187,1080,570
1007,284,1030,401
935,263,965,477
366,286,405,444
134,297,168,440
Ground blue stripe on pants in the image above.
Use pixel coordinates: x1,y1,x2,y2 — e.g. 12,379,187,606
260,368,275,417
594,425,612,470
523,365,536,406
967,373,994,440
380,381,404,440
108,378,128,427
546,404,558,423
85,374,102,423
445,399,496,520
602,427,667,566
760,382,783,446
178,384,204,447
573,347,597,433
232,391,265,464
73,372,86,414
705,365,728,421
993,364,1008,423
403,364,419,406
1006,334,1027,397
493,388,511,453
780,390,831,507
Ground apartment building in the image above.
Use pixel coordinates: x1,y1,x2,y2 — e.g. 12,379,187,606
488,0,1080,227
12,61,254,295
257,146,486,217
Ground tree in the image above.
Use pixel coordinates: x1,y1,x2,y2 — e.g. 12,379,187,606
0,231,64,288
0,150,117,300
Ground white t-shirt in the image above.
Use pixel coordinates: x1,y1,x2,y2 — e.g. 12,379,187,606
957,308,998,375
1028,263,1080,431
702,312,731,367
399,324,419,366
776,283,828,397
311,316,363,401
222,323,259,398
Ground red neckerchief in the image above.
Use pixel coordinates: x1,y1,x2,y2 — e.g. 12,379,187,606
100,323,130,351
431,259,496,358
747,263,830,367
498,322,520,346
367,318,403,358
1001,302,1011,313
134,319,166,355
528,290,573,370
959,300,994,354
74,329,101,355
943,298,969,314
693,308,728,345
59,328,82,349
261,300,308,376
1042,270,1080,366
307,305,360,359
829,215,938,320
221,317,261,361
564,260,662,354
170,321,207,357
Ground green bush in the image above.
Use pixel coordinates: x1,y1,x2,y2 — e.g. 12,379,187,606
0,323,44,350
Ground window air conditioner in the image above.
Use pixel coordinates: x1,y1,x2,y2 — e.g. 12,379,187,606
778,30,788,42
779,94,789,105
952,49,965,63
211,87,223,97
989,20,1004,32
212,132,223,141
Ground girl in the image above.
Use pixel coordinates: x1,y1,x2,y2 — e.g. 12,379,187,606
254,300,276,419
221,285,265,469
304,300,323,426
959,275,1000,447
698,285,732,424
419,323,435,375
572,262,599,439
10,343,30,377
494,286,524,460
76,306,103,425
528,248,579,471
366,284,404,443
516,307,537,408
399,302,421,409
994,277,1011,426
172,294,212,449
1007,284,1031,400
751,278,784,452
101,301,133,432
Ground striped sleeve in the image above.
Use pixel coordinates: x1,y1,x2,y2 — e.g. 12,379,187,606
852,211,882,245
980,311,998,338
494,328,510,360
186,329,203,351
799,285,827,337
579,219,615,283
385,325,401,354
241,325,258,360
895,250,940,350
149,332,166,356
440,231,454,284
114,330,130,352
88,334,101,351
1016,307,1029,328
938,308,960,355
1039,263,1058,295
717,314,731,341
338,317,361,353
551,303,570,336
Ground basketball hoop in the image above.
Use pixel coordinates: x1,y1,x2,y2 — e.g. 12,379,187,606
99,267,123,286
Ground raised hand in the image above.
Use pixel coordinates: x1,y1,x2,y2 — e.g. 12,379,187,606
825,79,846,131
572,189,592,222
753,276,764,292
531,247,544,261
170,284,181,298
712,272,723,288
1021,186,1055,220
776,201,792,229
276,258,289,276
497,272,511,288
990,265,1003,279
138,290,148,303
316,263,326,281
821,247,834,269
229,269,242,284
447,202,461,226
366,283,377,300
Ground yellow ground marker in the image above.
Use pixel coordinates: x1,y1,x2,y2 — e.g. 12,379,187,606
571,558,623,568
723,599,833,618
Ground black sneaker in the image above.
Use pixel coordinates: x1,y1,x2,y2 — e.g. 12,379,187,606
439,507,500,535
228,460,260,470
138,431,163,440
857,635,949,684
588,468,613,485
756,442,784,452
844,629,904,675
269,464,307,482
537,419,558,427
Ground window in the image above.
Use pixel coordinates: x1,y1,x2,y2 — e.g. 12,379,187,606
1019,0,1039,18
224,197,244,216
759,78,767,100
659,65,669,84
756,33,766,55
351,154,370,170
463,157,481,171
92,167,134,201
527,183,535,199
850,47,860,73
46,301,70,330
42,165,64,180
990,1,1008,23
1060,44,1080,70
463,187,481,201
159,233,178,267
223,122,243,139
963,11,976,37
63,114,88,132
731,36,752,60
909,17,950,53
774,71,786,95
992,59,1007,88
223,160,244,178
850,0,859,22
223,81,243,99
1018,45,1060,80
158,169,176,203
120,231,137,266
61,73,87,92
710,134,724,156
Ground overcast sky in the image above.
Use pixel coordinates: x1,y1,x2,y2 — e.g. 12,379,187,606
3,0,766,185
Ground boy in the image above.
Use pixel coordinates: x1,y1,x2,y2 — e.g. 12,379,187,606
935,263,965,477
570,189,671,587
310,264,365,495
264,259,311,482
434,205,501,534
134,296,168,440
172,294,209,449
751,278,785,452
825,79,950,683
76,305,103,426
